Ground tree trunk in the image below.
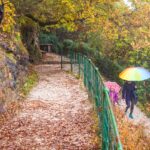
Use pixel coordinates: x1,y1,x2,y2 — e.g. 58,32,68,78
21,23,42,63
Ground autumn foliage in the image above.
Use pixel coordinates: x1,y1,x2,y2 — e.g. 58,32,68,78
114,107,150,150
0,0,15,32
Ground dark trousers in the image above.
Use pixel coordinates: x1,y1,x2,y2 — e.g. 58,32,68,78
125,98,135,114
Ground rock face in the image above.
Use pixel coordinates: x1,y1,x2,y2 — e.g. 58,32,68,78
0,32,29,111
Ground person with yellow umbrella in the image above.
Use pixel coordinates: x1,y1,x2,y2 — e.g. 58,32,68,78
119,67,150,119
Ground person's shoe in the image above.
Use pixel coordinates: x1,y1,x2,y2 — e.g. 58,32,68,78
124,111,127,116
125,109,128,114
129,113,134,119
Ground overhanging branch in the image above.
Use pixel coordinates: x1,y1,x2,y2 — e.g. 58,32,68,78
25,14,59,26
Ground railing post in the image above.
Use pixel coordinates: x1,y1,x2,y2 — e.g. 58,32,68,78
83,56,87,86
78,53,81,77
70,49,73,72
61,49,63,69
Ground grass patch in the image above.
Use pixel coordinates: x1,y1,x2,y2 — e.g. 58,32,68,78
65,70,72,74
75,74,80,79
21,69,38,96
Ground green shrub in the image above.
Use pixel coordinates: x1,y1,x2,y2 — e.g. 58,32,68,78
21,70,38,96
39,33,62,54
39,33,58,44
95,55,123,83
63,39,74,49
79,42,96,57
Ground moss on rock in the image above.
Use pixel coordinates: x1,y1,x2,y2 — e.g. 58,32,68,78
0,32,29,110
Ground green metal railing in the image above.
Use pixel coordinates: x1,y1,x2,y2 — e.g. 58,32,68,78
61,49,123,150
39,39,123,149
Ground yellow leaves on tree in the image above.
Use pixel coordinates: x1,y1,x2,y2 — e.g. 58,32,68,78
130,3,150,49
0,0,15,32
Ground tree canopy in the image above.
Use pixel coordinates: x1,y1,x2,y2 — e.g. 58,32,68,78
0,0,148,67
10,0,119,31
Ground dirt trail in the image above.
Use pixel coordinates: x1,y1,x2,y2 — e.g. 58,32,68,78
0,53,99,150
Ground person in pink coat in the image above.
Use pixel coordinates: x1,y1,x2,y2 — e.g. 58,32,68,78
109,88,119,105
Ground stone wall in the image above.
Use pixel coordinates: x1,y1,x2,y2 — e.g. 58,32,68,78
0,32,29,112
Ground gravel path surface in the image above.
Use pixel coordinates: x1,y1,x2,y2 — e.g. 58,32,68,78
0,53,99,150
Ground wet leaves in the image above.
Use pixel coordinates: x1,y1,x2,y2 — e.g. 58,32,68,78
114,106,150,150
0,53,100,149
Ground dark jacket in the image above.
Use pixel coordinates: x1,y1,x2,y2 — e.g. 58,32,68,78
122,82,138,103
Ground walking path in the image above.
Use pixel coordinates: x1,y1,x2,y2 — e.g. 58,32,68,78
118,99,150,137
0,53,99,150
0,52,149,149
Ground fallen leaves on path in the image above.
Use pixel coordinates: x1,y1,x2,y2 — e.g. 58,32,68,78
0,53,100,150
0,101,22,127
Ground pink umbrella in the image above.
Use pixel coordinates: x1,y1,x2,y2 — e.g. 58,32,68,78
104,81,121,93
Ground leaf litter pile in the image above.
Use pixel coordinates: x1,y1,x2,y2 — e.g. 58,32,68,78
112,95,150,149
0,53,100,149
114,106,150,150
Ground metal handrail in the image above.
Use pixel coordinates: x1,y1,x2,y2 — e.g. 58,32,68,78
61,50,123,150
